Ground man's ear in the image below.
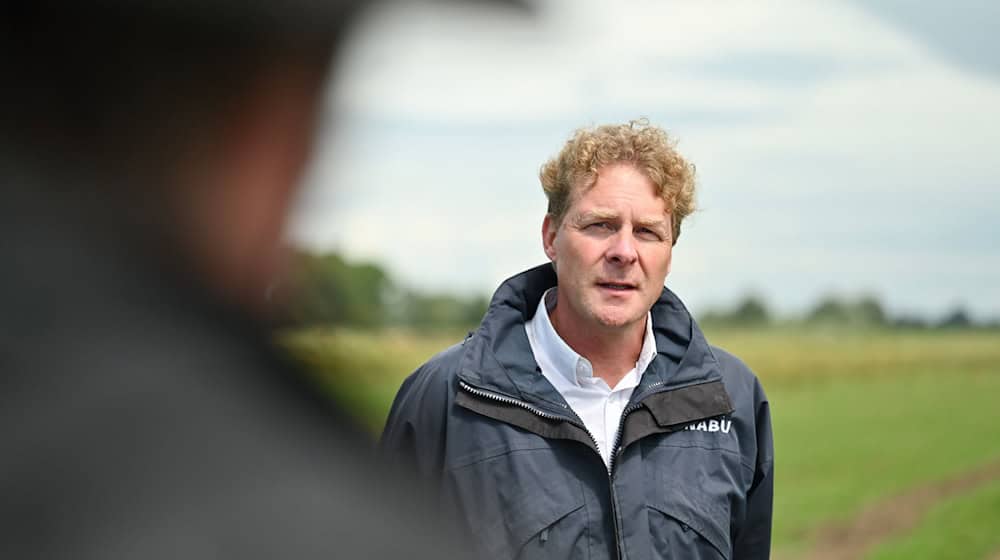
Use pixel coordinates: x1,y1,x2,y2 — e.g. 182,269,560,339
665,214,674,277
542,214,559,262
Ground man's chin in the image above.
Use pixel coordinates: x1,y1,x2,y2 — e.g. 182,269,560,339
592,309,645,331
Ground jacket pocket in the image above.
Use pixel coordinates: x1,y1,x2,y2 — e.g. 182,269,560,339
645,439,740,559
647,502,729,560
509,501,587,560
447,448,588,560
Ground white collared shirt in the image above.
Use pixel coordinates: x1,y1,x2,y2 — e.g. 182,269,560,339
525,288,657,469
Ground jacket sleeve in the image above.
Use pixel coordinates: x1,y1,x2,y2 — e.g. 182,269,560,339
378,348,485,558
733,376,774,559
378,347,460,483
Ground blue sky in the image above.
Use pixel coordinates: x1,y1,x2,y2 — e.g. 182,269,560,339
290,0,1000,320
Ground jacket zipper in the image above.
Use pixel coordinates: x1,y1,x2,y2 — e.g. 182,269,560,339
457,381,602,450
603,380,666,560
608,380,665,473
459,380,653,560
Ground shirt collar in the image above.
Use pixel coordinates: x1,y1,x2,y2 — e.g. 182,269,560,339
528,287,657,387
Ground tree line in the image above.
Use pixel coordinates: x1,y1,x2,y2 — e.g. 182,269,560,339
698,294,997,330
282,250,995,331
283,250,488,330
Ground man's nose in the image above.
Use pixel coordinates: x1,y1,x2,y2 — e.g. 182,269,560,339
606,229,638,265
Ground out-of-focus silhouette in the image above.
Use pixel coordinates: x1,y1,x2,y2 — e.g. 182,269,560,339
0,3,480,558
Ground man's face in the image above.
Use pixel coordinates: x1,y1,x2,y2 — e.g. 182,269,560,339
542,163,673,334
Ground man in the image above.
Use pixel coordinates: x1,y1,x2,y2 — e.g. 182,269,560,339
0,3,475,558
381,120,774,559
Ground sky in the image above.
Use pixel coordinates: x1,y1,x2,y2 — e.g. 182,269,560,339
290,0,1000,321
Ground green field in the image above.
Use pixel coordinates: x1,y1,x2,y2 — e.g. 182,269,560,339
281,327,1000,559
868,478,1000,560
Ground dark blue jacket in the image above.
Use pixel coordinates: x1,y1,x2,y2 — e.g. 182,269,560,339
381,264,773,560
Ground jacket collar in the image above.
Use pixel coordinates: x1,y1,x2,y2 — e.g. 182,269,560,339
457,264,723,411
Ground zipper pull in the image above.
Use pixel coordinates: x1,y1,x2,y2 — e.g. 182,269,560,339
539,528,550,544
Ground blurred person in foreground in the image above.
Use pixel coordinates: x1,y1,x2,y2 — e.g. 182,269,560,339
381,120,774,559
0,3,474,559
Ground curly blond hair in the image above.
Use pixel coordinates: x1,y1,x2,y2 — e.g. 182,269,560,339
539,119,696,244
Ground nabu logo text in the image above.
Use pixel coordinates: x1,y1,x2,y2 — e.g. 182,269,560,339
683,418,732,434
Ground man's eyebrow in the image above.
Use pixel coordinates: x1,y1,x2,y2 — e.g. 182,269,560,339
635,217,670,232
574,209,619,222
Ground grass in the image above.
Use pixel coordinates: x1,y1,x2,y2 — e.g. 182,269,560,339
866,479,1000,560
279,326,1000,555
702,326,1000,382
279,327,463,432
704,327,1000,556
766,368,1000,556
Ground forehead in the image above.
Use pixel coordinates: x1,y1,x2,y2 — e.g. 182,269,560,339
568,164,667,216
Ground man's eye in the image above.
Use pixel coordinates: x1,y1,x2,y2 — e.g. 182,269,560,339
586,222,613,231
637,228,664,241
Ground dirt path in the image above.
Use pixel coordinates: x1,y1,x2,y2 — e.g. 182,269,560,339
796,459,1000,560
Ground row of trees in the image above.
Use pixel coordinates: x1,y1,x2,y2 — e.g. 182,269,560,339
283,250,994,331
284,251,487,330
698,294,994,330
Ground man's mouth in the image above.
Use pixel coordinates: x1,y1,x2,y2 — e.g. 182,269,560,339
597,281,636,291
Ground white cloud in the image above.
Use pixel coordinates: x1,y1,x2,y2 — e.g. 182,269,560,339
291,0,1000,317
